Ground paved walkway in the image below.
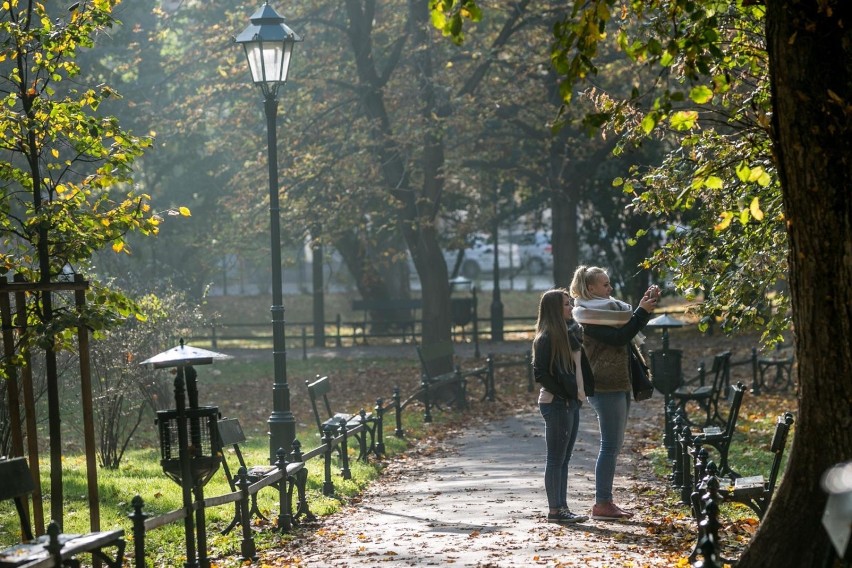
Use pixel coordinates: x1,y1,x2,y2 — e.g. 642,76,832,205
262,401,675,567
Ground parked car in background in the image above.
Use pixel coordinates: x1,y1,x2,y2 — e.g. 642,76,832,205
443,234,522,280
512,231,552,275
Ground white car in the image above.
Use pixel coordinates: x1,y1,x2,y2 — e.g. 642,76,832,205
512,231,553,275
444,234,522,279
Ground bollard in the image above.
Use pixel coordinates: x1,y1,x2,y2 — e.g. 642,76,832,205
337,418,352,480
672,414,686,487
393,386,405,438
130,495,149,568
358,409,369,460
374,398,386,456
322,426,335,496
236,467,257,561
680,426,695,505
664,397,678,459
486,354,495,401
422,377,433,423
290,440,313,522
275,447,292,532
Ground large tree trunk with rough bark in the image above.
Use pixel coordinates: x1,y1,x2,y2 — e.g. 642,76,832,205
739,2,852,566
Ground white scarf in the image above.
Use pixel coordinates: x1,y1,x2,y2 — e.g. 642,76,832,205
574,295,644,346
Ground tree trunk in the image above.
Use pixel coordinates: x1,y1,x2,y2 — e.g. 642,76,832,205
343,0,453,367
739,2,852,566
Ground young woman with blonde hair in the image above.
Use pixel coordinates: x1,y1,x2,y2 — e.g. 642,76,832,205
570,266,659,520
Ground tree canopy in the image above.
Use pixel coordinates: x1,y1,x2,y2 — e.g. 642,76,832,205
432,0,852,565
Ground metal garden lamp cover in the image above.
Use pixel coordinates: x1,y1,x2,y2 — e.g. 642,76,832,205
236,2,302,463
646,313,685,351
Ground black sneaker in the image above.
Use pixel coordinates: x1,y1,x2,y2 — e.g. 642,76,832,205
547,509,589,524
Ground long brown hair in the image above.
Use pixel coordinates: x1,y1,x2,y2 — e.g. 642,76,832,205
532,288,574,374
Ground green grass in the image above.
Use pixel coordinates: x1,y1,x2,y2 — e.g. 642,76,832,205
0,397,469,567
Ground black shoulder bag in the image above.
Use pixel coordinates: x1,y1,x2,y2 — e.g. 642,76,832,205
629,344,654,401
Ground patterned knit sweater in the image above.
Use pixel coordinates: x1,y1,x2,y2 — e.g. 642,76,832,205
580,307,651,393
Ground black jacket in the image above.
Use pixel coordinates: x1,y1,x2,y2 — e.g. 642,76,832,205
533,331,596,399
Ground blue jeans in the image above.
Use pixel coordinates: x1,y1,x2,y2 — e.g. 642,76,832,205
587,391,631,503
539,397,580,510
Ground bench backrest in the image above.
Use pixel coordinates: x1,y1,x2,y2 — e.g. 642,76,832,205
306,375,335,434
722,382,746,437
417,340,455,379
709,351,732,391
767,412,795,497
0,457,35,541
707,351,732,407
216,418,249,489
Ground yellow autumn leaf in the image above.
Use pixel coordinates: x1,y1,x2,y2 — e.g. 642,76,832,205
55,184,66,194
51,148,59,158
750,196,764,220
705,176,723,190
112,241,124,253
179,206,191,217
714,211,733,231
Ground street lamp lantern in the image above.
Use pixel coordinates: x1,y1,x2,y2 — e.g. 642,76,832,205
235,2,301,97
236,2,301,463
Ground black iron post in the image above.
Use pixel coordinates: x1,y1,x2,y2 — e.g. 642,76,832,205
174,368,198,568
311,225,325,347
263,93,296,464
490,215,504,341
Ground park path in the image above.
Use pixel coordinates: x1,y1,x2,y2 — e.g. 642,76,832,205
259,399,678,567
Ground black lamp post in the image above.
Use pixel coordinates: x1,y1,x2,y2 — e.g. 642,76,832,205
236,2,302,463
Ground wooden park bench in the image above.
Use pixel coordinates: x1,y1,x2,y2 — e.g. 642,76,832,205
351,298,422,344
415,340,489,422
306,375,378,464
716,411,795,519
0,457,125,568
693,382,747,480
756,342,795,393
216,418,310,533
673,351,731,428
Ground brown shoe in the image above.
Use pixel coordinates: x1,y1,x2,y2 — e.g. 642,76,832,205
590,502,633,520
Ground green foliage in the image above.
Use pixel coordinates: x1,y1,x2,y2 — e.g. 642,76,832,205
0,0,183,361
429,0,482,44
550,2,788,342
432,0,792,341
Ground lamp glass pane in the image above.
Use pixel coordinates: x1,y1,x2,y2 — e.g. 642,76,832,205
246,41,293,86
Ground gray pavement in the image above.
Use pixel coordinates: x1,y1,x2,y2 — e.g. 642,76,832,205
263,401,672,567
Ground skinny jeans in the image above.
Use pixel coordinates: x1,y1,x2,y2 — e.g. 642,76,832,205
586,390,631,503
539,396,580,510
